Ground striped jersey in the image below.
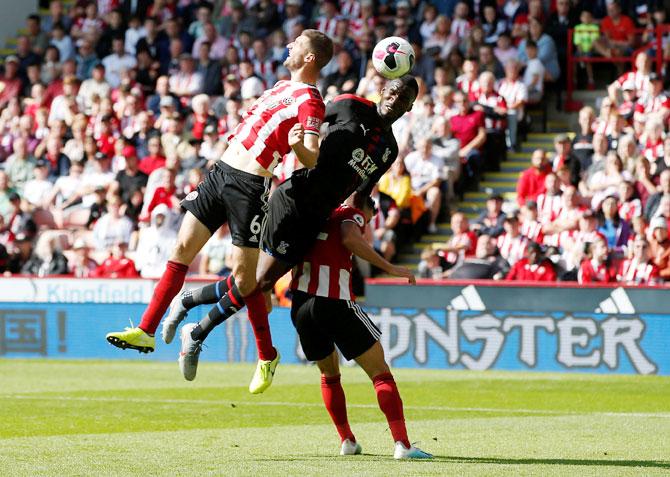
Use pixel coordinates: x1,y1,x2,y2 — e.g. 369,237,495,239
291,205,365,301
228,80,325,172
618,258,660,284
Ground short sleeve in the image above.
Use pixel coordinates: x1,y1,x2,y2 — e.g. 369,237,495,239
298,97,326,135
339,207,366,232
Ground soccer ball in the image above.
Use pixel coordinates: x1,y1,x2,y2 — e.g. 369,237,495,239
372,37,415,79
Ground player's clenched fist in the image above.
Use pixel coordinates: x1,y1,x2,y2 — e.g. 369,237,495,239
288,123,305,146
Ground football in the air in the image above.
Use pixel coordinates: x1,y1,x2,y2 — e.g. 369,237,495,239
372,36,415,79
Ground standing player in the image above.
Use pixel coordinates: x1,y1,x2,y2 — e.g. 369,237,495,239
167,77,419,392
291,194,431,459
105,30,333,354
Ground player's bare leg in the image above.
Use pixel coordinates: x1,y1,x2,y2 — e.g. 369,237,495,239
316,351,360,455
106,212,212,353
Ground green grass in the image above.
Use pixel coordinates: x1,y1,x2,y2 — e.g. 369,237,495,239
0,360,669,476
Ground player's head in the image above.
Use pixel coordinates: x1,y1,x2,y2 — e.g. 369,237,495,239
378,75,419,123
284,29,333,73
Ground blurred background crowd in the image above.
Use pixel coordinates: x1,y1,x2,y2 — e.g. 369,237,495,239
0,0,669,289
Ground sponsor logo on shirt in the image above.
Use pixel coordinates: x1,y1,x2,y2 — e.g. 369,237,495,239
348,147,379,179
185,191,199,201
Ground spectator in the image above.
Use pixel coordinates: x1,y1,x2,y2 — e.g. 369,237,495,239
577,233,617,283
497,215,529,266
168,53,203,100
618,234,661,284
498,59,527,152
594,0,635,64
537,173,562,224
506,242,557,281
645,170,670,220
199,224,234,277
112,147,148,204
69,238,98,278
138,137,166,176
22,160,53,210
50,22,75,62
518,18,560,82
478,45,504,80
102,37,137,89
597,195,632,255
447,233,509,280
472,194,506,237
404,138,445,234
418,247,444,279
90,241,140,278
475,71,507,171
450,91,486,194
5,137,36,193
92,195,134,251
608,52,651,103
551,134,581,187
649,216,670,280
78,64,111,114
521,41,545,104
323,50,359,95
493,32,517,67
438,211,477,268
196,42,223,96
134,203,177,278
21,234,69,276
0,57,23,109
42,1,72,34
517,149,550,206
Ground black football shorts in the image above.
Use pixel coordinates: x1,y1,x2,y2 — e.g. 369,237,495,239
290,290,381,362
181,162,271,248
261,176,329,265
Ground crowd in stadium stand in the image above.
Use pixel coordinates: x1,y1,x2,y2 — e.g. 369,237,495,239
0,0,668,287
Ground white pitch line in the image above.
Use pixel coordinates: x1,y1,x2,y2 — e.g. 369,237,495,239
2,394,670,419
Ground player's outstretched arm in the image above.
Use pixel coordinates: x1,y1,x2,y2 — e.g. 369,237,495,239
341,222,416,285
289,124,319,168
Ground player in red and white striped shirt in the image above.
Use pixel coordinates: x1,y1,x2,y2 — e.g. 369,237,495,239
106,31,334,369
290,194,431,459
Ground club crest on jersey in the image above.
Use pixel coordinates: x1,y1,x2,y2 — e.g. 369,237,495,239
185,191,199,201
276,241,289,254
348,147,378,179
382,148,392,163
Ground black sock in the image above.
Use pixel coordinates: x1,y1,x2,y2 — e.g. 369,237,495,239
182,276,233,310
191,283,245,342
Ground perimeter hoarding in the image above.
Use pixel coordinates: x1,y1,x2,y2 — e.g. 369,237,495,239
0,278,668,375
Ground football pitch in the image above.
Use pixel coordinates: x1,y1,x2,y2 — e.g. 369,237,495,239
0,360,668,476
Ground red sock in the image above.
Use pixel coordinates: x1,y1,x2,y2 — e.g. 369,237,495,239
244,290,276,361
321,374,355,443
138,260,189,334
373,372,410,448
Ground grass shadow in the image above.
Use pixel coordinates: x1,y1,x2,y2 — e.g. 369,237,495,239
441,456,670,469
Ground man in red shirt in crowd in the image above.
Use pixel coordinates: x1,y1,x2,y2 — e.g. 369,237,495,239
595,0,635,60
91,241,140,278
449,90,486,194
516,148,550,206
506,242,557,281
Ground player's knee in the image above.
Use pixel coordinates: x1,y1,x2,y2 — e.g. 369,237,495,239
171,240,193,263
234,274,257,296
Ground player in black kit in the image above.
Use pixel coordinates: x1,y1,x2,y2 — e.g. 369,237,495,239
167,76,419,387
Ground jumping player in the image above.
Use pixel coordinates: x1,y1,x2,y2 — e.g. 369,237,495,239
105,31,333,362
291,194,430,459
166,77,419,392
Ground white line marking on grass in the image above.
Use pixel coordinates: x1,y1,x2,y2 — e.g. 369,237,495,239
2,394,670,419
